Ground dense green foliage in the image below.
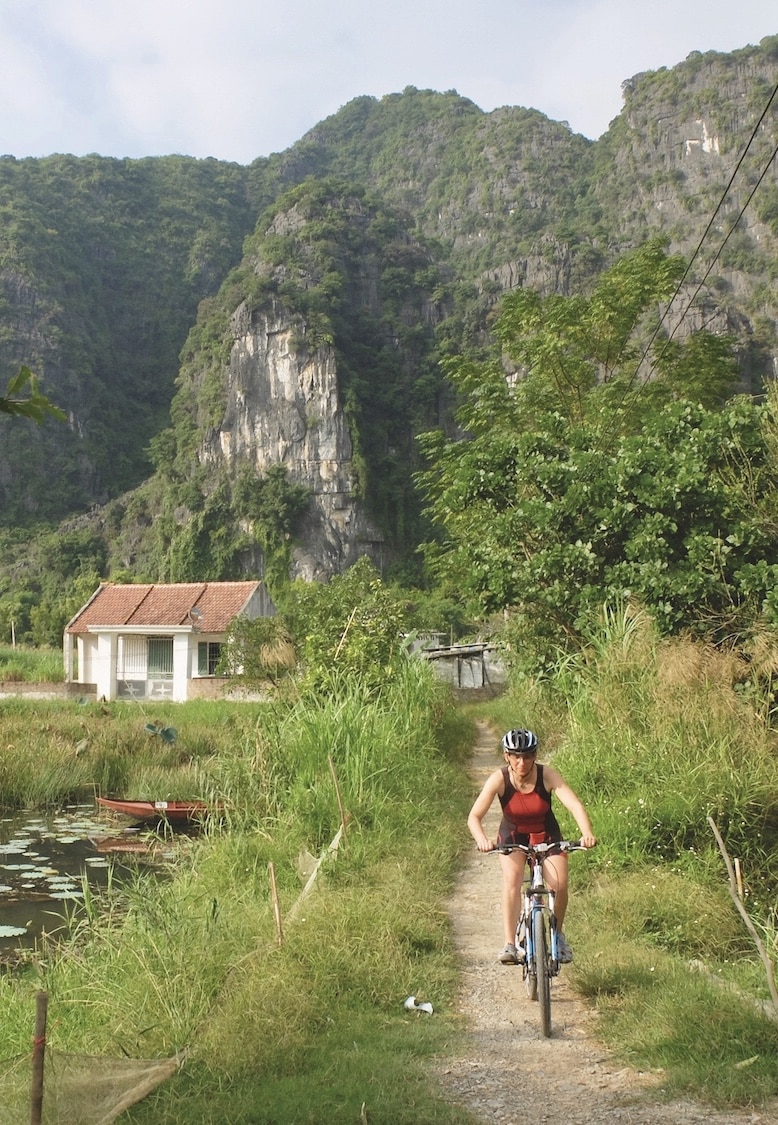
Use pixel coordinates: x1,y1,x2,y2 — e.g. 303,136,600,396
0,40,777,628
417,243,778,667
0,153,256,523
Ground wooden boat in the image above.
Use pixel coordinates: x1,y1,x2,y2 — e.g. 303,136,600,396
96,797,216,823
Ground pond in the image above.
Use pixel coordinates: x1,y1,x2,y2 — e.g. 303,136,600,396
0,804,175,961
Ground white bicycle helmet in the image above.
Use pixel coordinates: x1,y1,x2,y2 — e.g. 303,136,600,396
501,728,538,753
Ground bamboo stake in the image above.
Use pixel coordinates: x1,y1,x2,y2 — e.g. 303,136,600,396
708,816,778,1019
268,861,284,946
30,990,47,1125
734,856,744,900
328,755,348,839
334,606,357,658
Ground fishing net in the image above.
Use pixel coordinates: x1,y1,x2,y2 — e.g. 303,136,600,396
0,1050,180,1125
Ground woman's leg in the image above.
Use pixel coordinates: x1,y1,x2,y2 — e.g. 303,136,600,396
498,850,526,943
542,853,569,929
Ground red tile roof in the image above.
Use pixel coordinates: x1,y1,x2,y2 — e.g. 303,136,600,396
66,582,262,635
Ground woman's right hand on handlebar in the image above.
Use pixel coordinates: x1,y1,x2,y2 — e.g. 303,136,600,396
475,836,495,853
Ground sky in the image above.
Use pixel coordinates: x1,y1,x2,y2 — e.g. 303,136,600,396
0,0,776,166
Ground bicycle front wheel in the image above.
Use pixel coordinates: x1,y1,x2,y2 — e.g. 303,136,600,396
533,909,551,1037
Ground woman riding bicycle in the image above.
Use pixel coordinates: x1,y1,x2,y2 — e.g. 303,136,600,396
467,728,596,965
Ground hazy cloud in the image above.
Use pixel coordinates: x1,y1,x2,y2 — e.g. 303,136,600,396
0,0,774,162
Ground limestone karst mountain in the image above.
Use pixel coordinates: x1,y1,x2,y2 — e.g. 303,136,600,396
1,35,777,590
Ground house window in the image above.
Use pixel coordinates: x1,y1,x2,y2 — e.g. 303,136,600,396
198,642,222,676
148,637,174,679
118,635,146,678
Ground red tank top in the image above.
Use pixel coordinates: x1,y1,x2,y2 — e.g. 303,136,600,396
497,763,561,845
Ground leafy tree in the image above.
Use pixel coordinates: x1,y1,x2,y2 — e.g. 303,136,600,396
281,556,411,694
236,465,311,543
0,367,64,423
417,244,771,668
220,615,296,686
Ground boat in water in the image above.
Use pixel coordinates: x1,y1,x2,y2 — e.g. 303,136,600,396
96,797,218,823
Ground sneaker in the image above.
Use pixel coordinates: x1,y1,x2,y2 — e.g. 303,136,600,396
498,943,519,964
557,932,573,964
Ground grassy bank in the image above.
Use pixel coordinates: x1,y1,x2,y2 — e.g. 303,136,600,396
0,662,482,1124
477,608,778,1108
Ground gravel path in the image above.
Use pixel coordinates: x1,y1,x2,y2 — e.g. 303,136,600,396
433,721,777,1125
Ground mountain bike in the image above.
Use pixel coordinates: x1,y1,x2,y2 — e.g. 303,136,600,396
497,839,588,1037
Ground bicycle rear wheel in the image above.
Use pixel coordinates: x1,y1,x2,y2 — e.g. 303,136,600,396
533,909,551,1037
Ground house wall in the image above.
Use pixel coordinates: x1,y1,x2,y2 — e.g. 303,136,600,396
172,634,189,702
92,633,117,700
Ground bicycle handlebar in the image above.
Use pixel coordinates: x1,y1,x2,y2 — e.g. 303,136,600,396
492,839,593,857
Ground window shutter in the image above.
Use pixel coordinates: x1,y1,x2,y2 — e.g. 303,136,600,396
148,637,174,678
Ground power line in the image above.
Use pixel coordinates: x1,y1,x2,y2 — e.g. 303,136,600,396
599,74,778,441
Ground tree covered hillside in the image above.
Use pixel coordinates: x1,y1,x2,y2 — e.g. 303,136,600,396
0,154,257,521
1,37,778,648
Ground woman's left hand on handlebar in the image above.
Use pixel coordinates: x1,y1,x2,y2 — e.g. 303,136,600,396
580,833,597,848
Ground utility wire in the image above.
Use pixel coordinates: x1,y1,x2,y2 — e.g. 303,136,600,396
597,75,778,442
660,77,778,345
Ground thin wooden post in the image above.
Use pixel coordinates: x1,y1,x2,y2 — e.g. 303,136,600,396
268,861,283,946
734,857,744,900
328,755,348,839
334,607,357,659
708,816,778,1019
30,990,48,1125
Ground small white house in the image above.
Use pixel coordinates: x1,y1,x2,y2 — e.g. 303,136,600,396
64,581,275,702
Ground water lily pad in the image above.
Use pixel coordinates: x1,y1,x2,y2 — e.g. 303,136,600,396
0,924,27,937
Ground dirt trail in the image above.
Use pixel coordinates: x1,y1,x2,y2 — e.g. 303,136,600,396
434,720,777,1125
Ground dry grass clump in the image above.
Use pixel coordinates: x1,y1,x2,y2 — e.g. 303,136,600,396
657,637,747,694
654,637,749,725
744,628,778,679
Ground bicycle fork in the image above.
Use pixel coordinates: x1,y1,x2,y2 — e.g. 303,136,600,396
519,877,560,975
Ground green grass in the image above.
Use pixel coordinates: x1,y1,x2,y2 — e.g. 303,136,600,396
0,644,63,682
3,617,778,1116
571,874,778,1104
127,1012,478,1125
0,663,480,1123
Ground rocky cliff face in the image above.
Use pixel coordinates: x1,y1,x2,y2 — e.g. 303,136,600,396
201,296,385,581
165,181,447,582
603,45,778,304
